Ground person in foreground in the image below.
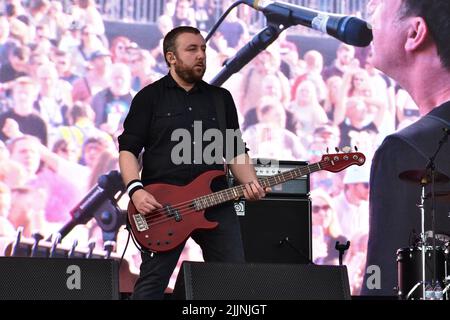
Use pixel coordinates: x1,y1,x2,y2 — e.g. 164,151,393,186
118,26,268,299
362,0,450,296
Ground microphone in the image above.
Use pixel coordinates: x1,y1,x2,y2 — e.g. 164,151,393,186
51,170,125,240
241,0,373,47
69,170,124,223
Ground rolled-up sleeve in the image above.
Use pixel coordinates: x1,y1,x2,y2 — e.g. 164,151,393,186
118,89,152,158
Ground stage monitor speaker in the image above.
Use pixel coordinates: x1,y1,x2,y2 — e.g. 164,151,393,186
0,257,119,300
235,197,311,264
173,262,351,300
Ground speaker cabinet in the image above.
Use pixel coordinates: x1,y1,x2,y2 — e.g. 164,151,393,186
0,257,119,300
236,197,311,264
173,261,351,300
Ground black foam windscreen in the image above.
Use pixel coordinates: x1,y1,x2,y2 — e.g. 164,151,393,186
0,257,119,300
173,261,351,300
337,16,373,47
236,197,311,264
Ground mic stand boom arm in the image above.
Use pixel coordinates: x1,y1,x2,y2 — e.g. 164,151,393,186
210,19,290,87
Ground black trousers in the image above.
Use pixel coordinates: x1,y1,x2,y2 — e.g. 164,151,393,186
132,202,245,300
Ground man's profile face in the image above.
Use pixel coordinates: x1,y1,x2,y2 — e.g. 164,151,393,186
172,32,207,83
367,0,405,74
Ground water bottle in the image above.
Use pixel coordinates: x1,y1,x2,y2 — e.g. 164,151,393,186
434,282,444,300
424,282,435,300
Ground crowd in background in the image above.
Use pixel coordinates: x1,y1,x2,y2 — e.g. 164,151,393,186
0,0,421,294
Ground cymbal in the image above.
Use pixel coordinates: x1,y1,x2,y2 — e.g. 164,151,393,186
399,170,450,185
425,191,450,203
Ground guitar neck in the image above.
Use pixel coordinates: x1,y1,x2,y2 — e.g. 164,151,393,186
194,162,323,211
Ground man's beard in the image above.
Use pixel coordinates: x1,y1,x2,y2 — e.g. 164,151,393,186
174,57,206,84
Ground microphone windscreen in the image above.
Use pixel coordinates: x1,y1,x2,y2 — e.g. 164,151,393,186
339,16,373,47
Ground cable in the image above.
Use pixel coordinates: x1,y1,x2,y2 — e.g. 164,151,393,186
119,230,131,269
205,1,245,43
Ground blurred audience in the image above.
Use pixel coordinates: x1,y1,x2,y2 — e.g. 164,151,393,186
0,1,405,295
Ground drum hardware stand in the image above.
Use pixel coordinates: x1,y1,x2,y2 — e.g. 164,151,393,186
445,242,449,300
417,181,427,299
406,282,423,300
424,128,450,298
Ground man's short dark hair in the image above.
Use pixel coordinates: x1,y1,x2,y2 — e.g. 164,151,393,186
401,0,450,70
163,26,201,67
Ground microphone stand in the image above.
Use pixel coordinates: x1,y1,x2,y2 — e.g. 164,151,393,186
417,178,427,299
48,171,126,243
209,19,291,87
335,241,350,266
424,128,449,295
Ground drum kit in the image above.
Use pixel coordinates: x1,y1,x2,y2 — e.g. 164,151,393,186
397,169,450,300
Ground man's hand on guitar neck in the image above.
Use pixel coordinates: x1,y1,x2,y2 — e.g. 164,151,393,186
229,154,271,201
242,180,270,201
131,189,163,214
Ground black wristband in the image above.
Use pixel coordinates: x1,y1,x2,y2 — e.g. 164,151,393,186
126,179,142,190
127,179,144,198
128,185,144,198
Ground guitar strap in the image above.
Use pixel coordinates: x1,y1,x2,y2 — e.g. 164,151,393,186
211,87,227,142
211,87,231,186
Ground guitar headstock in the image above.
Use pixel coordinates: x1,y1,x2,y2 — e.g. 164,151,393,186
321,151,366,173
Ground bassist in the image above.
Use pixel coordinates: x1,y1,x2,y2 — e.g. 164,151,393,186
118,26,268,300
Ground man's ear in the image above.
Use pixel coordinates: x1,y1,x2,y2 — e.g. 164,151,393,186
405,17,429,52
166,52,176,66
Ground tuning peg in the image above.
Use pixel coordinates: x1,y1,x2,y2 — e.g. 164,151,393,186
335,147,340,153
342,146,352,153
355,146,359,152
326,147,330,154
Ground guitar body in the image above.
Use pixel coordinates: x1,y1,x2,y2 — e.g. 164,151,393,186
127,170,225,252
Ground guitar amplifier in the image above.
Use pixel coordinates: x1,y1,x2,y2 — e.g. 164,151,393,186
228,159,310,198
235,197,311,264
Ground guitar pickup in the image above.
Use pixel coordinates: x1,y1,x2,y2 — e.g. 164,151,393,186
165,205,182,222
133,214,149,232
173,210,182,222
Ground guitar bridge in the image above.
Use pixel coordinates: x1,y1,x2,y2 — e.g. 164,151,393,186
133,214,149,232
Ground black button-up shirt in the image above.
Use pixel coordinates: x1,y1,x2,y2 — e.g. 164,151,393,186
118,73,247,188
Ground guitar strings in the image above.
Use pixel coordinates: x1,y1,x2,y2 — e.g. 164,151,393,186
140,161,337,228
142,161,326,224
144,161,335,227
141,160,326,221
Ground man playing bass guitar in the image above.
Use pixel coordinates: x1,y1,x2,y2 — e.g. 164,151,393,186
118,26,268,300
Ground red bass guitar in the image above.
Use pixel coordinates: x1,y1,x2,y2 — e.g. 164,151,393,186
127,152,366,253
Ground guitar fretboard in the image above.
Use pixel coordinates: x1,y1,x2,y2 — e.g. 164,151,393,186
193,162,323,211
